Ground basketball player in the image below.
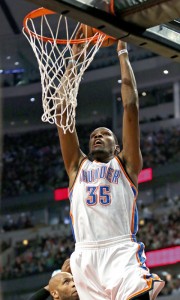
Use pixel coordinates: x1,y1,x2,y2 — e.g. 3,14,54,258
49,272,79,300
56,27,164,299
28,272,79,300
28,259,79,300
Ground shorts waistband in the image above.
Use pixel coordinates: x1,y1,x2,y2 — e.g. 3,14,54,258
75,234,135,249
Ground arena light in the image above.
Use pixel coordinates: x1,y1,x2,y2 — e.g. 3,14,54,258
142,92,147,96
22,239,29,246
146,246,180,268
163,69,169,75
1,68,25,74
138,168,152,184
54,187,69,201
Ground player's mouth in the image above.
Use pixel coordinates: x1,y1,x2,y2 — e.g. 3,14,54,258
93,139,103,146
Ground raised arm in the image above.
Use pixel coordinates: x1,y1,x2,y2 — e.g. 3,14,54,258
117,41,143,187
56,28,86,187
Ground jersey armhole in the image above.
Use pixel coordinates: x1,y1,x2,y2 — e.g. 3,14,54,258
115,156,138,196
69,157,87,193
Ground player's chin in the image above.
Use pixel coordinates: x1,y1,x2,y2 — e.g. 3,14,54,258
91,147,105,155
93,150,108,159
72,290,79,298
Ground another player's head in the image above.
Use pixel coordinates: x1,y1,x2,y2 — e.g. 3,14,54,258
89,127,120,161
49,272,79,300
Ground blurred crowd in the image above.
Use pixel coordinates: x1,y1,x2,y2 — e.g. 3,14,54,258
1,195,179,249
2,125,180,198
1,195,179,282
137,197,180,250
141,127,180,167
1,235,179,298
1,212,34,232
158,272,180,297
1,235,74,280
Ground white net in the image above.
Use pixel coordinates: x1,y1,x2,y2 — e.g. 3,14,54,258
23,11,106,133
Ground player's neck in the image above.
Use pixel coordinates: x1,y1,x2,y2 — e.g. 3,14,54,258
92,153,114,163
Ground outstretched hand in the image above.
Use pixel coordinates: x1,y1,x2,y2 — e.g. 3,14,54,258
61,258,72,274
117,40,127,52
71,26,87,62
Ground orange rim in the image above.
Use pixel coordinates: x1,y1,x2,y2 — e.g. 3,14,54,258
23,7,116,44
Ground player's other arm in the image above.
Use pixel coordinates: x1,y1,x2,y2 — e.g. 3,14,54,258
117,41,143,187
27,287,50,300
56,28,85,186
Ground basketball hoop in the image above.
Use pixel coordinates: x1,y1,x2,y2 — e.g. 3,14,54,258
22,7,108,133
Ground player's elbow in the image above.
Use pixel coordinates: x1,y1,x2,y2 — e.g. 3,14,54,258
123,102,139,117
122,92,139,108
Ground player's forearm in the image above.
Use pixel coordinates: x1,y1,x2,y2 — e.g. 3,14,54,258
56,62,77,110
27,288,50,300
56,61,77,128
56,27,84,128
118,50,138,108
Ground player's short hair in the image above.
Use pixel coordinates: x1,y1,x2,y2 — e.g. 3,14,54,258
113,132,119,145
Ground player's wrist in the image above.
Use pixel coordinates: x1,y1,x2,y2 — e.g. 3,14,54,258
68,59,77,64
118,49,128,57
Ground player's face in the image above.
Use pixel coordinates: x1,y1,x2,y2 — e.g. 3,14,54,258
56,273,79,300
89,127,116,159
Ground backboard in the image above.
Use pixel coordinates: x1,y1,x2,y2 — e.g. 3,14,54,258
25,0,180,62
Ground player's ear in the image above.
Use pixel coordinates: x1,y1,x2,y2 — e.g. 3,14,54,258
115,145,120,155
50,290,59,300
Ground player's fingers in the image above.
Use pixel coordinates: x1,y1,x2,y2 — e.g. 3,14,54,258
76,26,83,39
117,40,127,52
61,258,72,273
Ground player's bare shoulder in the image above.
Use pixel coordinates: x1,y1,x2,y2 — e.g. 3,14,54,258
69,153,86,189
